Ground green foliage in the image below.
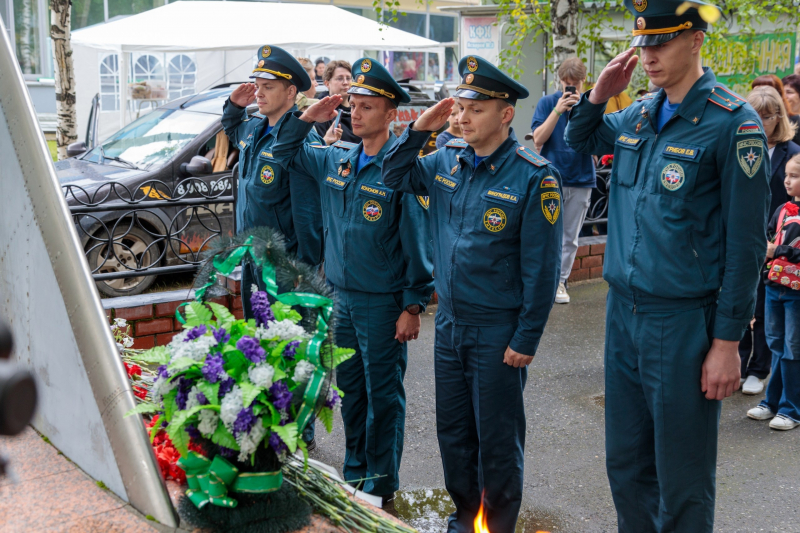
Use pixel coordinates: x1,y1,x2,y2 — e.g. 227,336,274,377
169,424,190,456
271,302,302,323
271,423,299,454
211,422,240,450
197,381,221,406
168,357,201,374
123,402,160,418
96,480,108,490
320,345,355,369
185,301,213,327
317,407,334,433
240,381,264,408
130,345,170,365
208,302,236,330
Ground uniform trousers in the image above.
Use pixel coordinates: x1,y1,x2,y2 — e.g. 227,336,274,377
332,286,407,496
760,285,800,422
605,290,720,533
434,312,526,533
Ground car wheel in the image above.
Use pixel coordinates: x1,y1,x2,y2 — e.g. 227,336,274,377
87,225,161,298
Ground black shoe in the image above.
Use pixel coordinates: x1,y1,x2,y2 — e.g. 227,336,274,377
305,438,316,452
380,493,397,516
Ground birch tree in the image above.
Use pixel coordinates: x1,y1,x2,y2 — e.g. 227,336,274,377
50,0,78,160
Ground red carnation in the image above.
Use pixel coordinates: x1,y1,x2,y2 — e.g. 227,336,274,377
785,203,799,217
133,386,148,399
600,154,614,167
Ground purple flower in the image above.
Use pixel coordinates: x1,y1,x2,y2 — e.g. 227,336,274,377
219,377,235,398
156,365,170,380
176,377,193,410
269,432,287,454
184,325,207,342
218,446,237,459
325,388,341,409
186,424,201,440
237,336,266,364
197,392,208,405
213,327,230,346
269,381,293,411
233,407,257,437
283,340,300,360
202,353,225,383
251,291,275,327
161,419,168,428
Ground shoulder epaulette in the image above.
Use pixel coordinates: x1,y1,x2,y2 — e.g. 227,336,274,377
707,85,745,112
516,146,549,167
420,149,438,158
445,138,468,148
636,92,657,101
333,140,359,150
308,142,327,149
251,113,265,119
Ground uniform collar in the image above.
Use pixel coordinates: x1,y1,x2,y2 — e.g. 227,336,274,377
456,129,518,175
339,132,398,172
645,68,716,127
260,105,298,140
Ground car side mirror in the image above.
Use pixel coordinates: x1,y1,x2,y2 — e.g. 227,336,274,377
66,141,87,158
180,155,213,177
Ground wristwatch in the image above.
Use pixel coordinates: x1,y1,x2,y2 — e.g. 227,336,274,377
404,304,421,316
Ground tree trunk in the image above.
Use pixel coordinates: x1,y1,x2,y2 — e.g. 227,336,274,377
50,0,78,160
550,0,579,84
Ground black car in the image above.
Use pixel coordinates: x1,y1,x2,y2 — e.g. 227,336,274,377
58,82,440,298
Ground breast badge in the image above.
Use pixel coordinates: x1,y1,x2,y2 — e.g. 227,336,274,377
260,165,275,185
483,208,506,232
660,163,685,191
541,192,561,225
363,200,382,221
416,196,430,210
737,139,763,178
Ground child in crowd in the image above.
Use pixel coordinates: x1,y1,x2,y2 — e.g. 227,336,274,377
748,153,800,430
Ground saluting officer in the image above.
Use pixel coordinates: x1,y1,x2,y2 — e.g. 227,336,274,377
382,57,563,532
270,59,434,503
564,1,770,530
222,45,324,318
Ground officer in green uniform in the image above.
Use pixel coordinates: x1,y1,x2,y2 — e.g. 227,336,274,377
381,57,563,532
221,45,323,318
270,59,434,502
564,2,770,530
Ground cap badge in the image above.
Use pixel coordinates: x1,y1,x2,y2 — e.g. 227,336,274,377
361,59,372,73
357,74,365,84
261,46,271,58
467,56,479,72
465,73,475,84
636,17,646,29
633,0,647,12
257,60,265,68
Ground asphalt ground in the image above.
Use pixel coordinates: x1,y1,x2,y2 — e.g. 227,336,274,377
308,280,800,532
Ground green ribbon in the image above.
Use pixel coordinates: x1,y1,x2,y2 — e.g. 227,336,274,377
179,451,283,509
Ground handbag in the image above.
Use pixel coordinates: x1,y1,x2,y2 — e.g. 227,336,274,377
766,202,800,290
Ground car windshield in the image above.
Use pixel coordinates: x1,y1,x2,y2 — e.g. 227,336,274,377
83,109,219,170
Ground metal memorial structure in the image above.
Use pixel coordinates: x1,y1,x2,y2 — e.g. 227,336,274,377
0,17,176,526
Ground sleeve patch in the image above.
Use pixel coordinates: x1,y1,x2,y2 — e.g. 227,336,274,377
516,146,549,167
333,140,359,150
541,192,561,224
540,176,559,189
737,120,762,135
736,139,765,178
445,138,468,148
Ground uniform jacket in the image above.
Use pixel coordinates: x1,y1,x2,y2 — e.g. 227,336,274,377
565,68,770,341
382,128,563,356
221,100,324,265
271,113,434,309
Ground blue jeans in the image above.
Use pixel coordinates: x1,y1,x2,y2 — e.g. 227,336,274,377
760,285,800,422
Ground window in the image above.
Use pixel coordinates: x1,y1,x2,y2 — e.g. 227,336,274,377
167,54,197,100
13,0,41,74
99,53,120,111
132,53,164,82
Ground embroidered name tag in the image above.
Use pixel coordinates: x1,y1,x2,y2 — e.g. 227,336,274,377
324,176,348,190
359,184,393,200
259,151,274,158
662,144,700,160
238,140,248,149
484,188,519,204
616,134,642,147
434,174,459,191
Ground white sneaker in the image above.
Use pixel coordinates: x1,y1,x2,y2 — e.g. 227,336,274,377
769,415,800,431
742,375,765,395
747,405,775,420
555,282,570,304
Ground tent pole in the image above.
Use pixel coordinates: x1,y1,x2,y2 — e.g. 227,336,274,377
119,51,128,128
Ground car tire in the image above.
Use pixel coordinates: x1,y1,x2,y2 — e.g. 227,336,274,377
86,225,161,298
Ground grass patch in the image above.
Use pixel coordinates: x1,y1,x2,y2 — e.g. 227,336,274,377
47,140,58,162
96,480,108,490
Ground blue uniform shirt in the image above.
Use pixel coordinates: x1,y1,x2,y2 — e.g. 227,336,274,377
270,113,435,308
531,92,596,188
221,100,324,265
564,68,770,341
382,129,563,355
656,98,680,133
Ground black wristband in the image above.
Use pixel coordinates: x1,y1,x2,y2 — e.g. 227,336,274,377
405,304,421,315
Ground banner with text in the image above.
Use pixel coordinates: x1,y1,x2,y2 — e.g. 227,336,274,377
708,32,797,96
461,17,500,65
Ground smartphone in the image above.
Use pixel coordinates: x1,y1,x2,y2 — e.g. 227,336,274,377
332,109,343,130
565,85,577,95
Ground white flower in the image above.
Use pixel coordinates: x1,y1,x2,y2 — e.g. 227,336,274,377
248,363,275,389
220,385,243,428
293,360,315,384
237,419,267,462
198,409,219,437
114,318,127,327
255,320,307,342
184,386,207,411
168,333,217,363
251,284,259,295
151,375,177,402
123,337,134,348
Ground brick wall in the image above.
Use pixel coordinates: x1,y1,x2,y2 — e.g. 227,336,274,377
104,276,243,350
567,238,606,284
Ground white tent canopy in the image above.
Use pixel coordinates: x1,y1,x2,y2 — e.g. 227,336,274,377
72,1,454,53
